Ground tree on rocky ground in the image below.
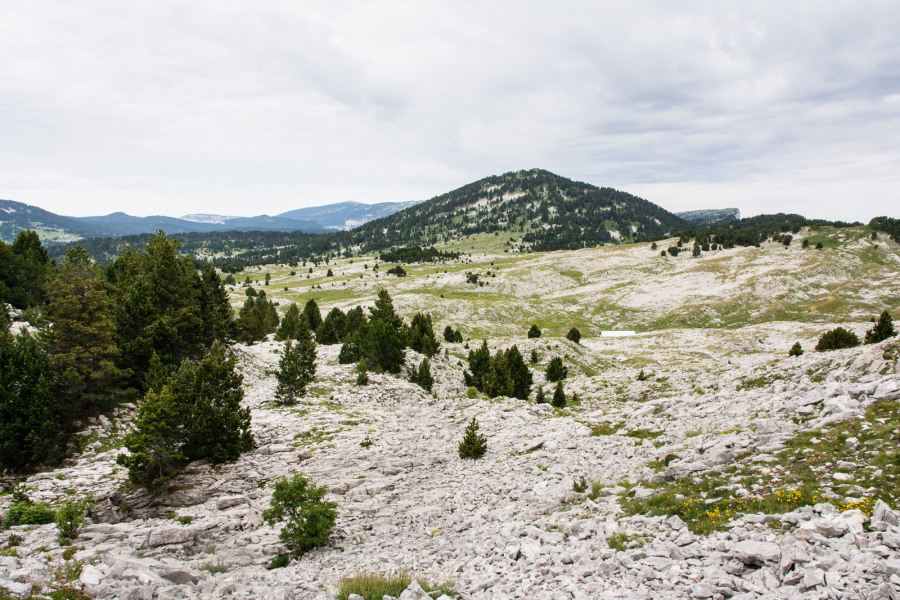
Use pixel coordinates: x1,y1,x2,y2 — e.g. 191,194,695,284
458,416,487,459
118,341,253,492
45,246,129,415
414,358,433,392
566,327,581,344
865,311,896,344
815,327,860,352
302,299,323,332
552,381,566,408
546,357,568,382
528,324,541,338
317,307,346,345
0,331,65,473
534,387,547,404
530,349,539,363
275,326,316,405
408,312,439,356
789,342,804,357
355,359,369,385
443,325,463,343
262,472,337,557
275,303,302,341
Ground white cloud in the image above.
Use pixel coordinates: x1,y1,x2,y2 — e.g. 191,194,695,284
1,1,898,221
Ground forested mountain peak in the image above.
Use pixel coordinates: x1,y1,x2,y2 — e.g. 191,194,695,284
347,168,688,252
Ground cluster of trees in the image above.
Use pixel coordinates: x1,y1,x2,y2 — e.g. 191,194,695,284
1,230,244,477
236,290,279,343
379,246,460,263
464,341,532,400
315,290,439,374
678,214,862,251
443,325,464,343
869,217,900,244
812,312,895,353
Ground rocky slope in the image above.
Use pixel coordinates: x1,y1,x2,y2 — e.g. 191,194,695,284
2,233,900,600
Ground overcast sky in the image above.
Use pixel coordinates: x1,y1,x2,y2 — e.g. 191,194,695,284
2,1,898,221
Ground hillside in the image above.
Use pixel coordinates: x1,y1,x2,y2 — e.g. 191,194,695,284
676,207,740,227
56,169,691,265
278,200,421,231
3,225,899,599
0,199,103,242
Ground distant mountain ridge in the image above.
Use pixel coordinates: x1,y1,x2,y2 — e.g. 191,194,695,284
0,197,418,243
676,208,741,227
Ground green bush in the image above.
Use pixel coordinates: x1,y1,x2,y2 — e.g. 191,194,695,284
865,311,896,344
566,327,581,344
458,416,487,459
275,329,317,405
262,472,337,557
55,497,92,539
527,324,541,338
355,359,369,386
4,500,56,526
789,342,804,357
815,327,860,352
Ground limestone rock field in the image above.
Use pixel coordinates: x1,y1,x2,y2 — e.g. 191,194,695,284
3,226,900,599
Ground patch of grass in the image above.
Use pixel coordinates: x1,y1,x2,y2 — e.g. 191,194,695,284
590,421,623,436
336,571,457,600
293,427,340,447
738,375,772,391
622,398,900,535
625,428,663,440
201,562,228,574
607,532,649,552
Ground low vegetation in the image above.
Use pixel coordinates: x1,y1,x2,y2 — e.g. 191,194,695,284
336,571,457,600
262,472,337,558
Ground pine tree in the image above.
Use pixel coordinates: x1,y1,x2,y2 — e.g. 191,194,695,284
546,357,568,382
464,340,491,389
503,345,532,400
45,246,128,414
355,359,369,385
317,308,346,345
408,313,439,356
789,342,804,357
566,327,582,344
458,416,487,459
275,324,317,405
0,331,65,473
552,381,566,408
302,299,323,331
865,311,896,344
275,304,302,341
199,264,234,344
534,387,547,404
527,324,541,338
119,341,252,491
416,358,434,392
530,349,539,363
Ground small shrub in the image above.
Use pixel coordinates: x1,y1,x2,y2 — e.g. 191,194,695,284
337,571,456,600
5,500,56,527
566,327,581,344
359,435,373,449
55,497,92,540
465,386,478,399
534,387,547,404
815,327,860,352
267,553,291,570
262,472,337,557
201,562,228,574
815,241,824,249
527,324,541,339
572,477,588,493
458,416,487,459
637,369,649,381
529,349,538,363
356,359,369,386
789,342,804,357
865,311,896,344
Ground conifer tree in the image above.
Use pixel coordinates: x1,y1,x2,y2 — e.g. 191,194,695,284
119,341,252,491
789,342,804,357
303,299,323,331
566,327,581,344
865,311,896,344
45,246,128,414
0,331,65,473
415,358,434,392
458,416,487,459
464,340,491,390
275,304,302,341
355,359,369,385
199,264,234,344
317,308,346,345
546,356,568,382
503,345,532,400
552,381,566,408
275,325,317,405
527,324,541,338
534,387,547,404
408,313,439,356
